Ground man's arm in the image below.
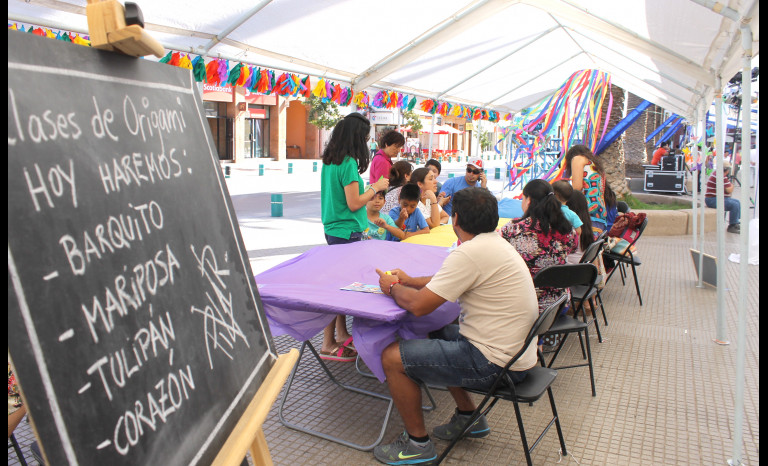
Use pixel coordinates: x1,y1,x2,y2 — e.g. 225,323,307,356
724,176,734,194
376,269,446,317
386,269,431,289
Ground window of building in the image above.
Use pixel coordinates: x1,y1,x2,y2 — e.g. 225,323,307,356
204,101,233,160
244,105,270,158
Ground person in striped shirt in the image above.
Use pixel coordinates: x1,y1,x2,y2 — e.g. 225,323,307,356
704,160,740,233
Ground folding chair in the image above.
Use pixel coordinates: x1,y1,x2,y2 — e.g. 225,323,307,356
617,201,630,213
572,239,609,329
535,264,600,397
8,434,28,466
602,218,649,306
435,294,569,466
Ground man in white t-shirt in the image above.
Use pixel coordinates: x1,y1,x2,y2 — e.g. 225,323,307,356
373,187,539,465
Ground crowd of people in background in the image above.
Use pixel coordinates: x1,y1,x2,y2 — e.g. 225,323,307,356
317,112,619,366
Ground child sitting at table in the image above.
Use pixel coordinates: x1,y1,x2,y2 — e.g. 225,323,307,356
388,183,430,241
364,190,405,241
552,179,583,237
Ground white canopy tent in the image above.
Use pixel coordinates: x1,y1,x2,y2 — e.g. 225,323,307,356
7,0,759,120
7,1,760,464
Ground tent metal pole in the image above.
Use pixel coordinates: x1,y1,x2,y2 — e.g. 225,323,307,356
696,103,705,288
753,102,759,219
568,28,705,99
688,0,740,21
527,0,714,86
691,109,699,255
475,121,482,162
713,77,728,343
484,52,582,106
588,55,698,109
352,0,507,91
436,26,559,99
197,0,275,56
428,112,437,159
729,23,752,466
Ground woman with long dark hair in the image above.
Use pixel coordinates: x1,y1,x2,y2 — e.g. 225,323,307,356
320,112,389,360
381,160,413,216
565,190,594,264
603,183,619,231
564,144,608,235
409,167,448,228
500,179,577,314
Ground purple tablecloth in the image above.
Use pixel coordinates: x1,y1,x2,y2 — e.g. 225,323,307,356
255,241,461,381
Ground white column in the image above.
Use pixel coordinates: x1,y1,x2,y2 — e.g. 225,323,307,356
691,112,699,253
730,23,752,466
714,76,728,343
428,110,437,159
697,101,707,286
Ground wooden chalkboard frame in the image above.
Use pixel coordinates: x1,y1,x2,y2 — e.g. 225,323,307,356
8,29,279,465
689,248,717,288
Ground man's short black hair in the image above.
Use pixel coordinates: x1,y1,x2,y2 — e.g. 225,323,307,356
452,187,498,235
399,183,421,202
425,158,442,174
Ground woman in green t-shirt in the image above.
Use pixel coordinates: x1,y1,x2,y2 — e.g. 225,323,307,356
319,112,389,360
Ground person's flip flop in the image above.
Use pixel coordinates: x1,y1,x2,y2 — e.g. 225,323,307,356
319,343,357,362
338,336,355,351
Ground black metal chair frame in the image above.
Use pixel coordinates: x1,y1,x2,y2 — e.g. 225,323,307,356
9,433,28,466
602,218,648,306
535,264,600,397
435,294,570,465
573,239,608,329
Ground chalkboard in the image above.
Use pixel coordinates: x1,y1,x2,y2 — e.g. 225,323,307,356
8,29,277,465
689,249,717,287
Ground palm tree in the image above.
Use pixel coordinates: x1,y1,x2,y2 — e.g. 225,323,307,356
623,92,648,179
644,104,663,163
599,83,628,197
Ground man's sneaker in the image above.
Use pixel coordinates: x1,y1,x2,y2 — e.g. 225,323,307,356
727,224,741,233
374,431,437,465
432,409,490,441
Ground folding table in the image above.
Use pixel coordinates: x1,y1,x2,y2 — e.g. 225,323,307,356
255,240,461,450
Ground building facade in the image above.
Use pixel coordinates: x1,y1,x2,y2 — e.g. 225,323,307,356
201,84,322,163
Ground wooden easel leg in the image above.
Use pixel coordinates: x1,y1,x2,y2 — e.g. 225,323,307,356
249,426,273,466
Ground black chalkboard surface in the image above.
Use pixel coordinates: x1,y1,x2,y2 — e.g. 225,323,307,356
8,29,277,465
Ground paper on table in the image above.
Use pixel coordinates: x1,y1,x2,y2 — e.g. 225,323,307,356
340,282,384,294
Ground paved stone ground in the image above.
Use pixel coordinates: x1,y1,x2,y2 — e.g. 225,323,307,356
10,159,758,465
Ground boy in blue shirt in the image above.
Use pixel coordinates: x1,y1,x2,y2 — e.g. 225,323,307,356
364,190,405,241
388,184,430,241
439,156,487,216
552,180,583,236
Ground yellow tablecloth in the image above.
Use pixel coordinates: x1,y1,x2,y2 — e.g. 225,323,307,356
403,219,511,248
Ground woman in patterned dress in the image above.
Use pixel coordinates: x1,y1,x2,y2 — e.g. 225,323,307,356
564,144,608,236
500,179,578,315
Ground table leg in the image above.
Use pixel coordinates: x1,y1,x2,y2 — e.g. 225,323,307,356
278,341,394,451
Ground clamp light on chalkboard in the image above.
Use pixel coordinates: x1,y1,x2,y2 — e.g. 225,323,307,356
86,0,164,58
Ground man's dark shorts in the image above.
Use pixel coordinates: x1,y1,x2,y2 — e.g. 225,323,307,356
399,324,528,390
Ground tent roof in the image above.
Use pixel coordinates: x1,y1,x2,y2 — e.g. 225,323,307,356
8,0,760,121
